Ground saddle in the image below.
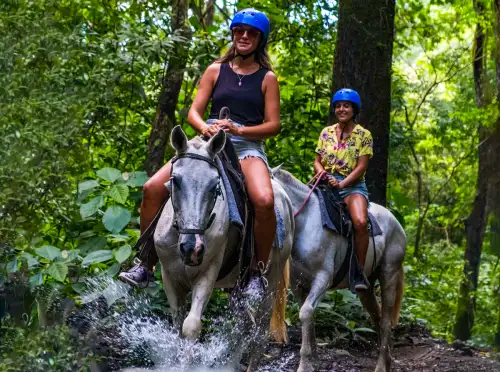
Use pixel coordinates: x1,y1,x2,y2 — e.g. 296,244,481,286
314,182,382,291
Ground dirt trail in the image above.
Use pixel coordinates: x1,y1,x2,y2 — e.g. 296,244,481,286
261,325,500,371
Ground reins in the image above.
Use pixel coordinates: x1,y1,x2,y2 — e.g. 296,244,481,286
293,171,325,217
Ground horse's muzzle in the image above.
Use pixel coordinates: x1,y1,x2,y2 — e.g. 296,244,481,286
179,233,205,266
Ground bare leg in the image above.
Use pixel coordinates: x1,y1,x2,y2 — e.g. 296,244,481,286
240,157,275,266
140,160,172,234
344,194,369,266
119,161,172,286
296,270,331,372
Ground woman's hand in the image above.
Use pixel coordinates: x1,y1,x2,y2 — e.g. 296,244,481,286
317,169,328,181
216,120,241,136
328,176,345,189
201,124,221,137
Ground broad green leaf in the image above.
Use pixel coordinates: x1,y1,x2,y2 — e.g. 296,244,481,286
107,184,129,204
35,246,61,261
79,230,96,239
108,234,130,242
114,244,132,263
106,263,121,277
78,179,100,194
47,262,68,282
144,283,162,296
82,250,113,266
20,252,39,268
6,259,18,273
72,283,86,294
97,167,122,183
78,236,107,254
62,249,80,263
29,273,43,288
102,206,131,233
125,171,149,187
189,15,202,30
80,195,104,219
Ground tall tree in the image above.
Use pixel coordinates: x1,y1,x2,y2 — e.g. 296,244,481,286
145,0,192,175
331,0,396,205
454,0,490,341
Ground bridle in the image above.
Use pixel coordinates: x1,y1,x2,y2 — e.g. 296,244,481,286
169,152,223,235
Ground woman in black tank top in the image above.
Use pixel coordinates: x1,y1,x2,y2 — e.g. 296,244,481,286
118,9,280,291
188,9,279,295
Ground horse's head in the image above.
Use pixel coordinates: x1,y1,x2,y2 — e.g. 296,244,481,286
167,125,226,266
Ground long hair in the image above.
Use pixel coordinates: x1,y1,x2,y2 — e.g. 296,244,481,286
216,38,273,71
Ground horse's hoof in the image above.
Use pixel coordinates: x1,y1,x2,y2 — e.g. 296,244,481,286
297,359,314,372
182,316,202,340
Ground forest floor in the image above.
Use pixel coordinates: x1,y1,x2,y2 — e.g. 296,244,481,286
260,324,500,371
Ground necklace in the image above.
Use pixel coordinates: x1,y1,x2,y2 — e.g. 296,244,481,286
231,61,245,86
236,73,244,86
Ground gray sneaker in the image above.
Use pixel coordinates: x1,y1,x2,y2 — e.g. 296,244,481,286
354,265,370,291
118,261,154,288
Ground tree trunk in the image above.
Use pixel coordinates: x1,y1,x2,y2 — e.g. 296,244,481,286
331,0,396,206
492,0,500,349
145,0,191,175
204,0,215,27
454,0,489,341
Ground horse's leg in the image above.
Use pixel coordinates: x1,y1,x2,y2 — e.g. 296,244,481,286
375,263,402,372
182,265,219,340
296,270,330,372
358,285,381,335
161,266,188,332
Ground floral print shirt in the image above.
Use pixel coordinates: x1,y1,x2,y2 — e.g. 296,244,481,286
315,123,373,178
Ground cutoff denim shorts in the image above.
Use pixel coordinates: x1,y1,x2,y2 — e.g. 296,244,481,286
206,119,270,169
330,172,370,203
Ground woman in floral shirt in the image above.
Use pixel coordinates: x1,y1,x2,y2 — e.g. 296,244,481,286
314,88,373,291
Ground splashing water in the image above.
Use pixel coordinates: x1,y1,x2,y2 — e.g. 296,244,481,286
76,277,295,372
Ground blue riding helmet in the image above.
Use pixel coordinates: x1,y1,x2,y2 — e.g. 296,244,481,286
332,88,361,111
230,8,271,41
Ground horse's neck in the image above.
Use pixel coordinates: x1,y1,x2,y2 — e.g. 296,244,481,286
274,171,310,209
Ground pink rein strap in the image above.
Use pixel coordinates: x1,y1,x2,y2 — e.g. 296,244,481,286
293,172,324,217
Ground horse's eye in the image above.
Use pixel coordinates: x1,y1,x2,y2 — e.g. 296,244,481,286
207,179,219,193
171,175,181,187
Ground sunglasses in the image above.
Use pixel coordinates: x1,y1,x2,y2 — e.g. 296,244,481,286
232,26,260,39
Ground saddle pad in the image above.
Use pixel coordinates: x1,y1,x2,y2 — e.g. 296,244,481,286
314,186,383,237
216,153,285,250
215,151,285,283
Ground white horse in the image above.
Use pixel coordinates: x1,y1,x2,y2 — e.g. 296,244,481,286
154,126,293,369
273,168,406,372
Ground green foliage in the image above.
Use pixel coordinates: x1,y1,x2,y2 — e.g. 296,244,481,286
1,0,500,356
0,318,96,371
0,167,146,294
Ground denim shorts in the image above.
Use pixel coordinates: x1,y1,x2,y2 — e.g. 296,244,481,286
206,119,270,169
330,173,370,203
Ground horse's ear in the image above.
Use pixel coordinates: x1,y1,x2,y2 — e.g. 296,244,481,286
207,129,226,157
170,125,188,154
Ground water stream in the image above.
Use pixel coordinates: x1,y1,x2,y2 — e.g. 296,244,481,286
76,277,295,372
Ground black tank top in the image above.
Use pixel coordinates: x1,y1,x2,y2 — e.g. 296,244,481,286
209,63,268,126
